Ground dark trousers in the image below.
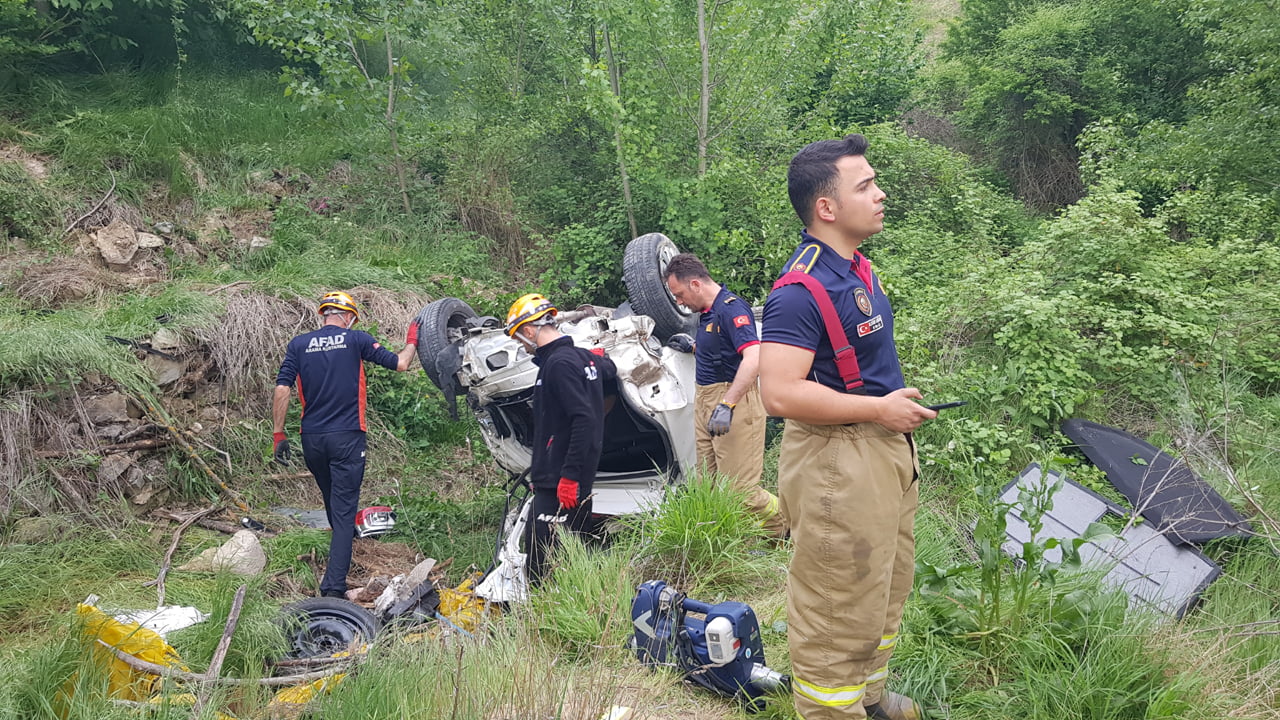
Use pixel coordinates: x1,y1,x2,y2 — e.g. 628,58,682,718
301,430,368,596
524,487,594,585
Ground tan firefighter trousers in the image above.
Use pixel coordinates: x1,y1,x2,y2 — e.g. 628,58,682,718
693,382,786,536
778,419,919,720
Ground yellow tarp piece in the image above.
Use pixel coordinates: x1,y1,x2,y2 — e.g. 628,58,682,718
73,603,189,701
436,573,497,633
269,673,347,707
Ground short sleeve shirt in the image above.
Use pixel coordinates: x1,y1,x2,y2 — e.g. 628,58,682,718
695,286,759,386
275,325,401,433
761,231,905,397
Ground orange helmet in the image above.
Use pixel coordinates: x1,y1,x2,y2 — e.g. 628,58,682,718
318,291,359,319
504,293,557,336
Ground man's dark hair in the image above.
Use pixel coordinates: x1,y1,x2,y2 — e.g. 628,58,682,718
664,253,711,283
787,133,869,226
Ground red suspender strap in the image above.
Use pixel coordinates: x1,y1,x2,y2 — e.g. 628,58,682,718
770,272,864,393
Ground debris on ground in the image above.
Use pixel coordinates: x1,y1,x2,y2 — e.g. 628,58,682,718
109,605,208,637
70,602,189,702
1061,419,1254,544
1001,463,1221,618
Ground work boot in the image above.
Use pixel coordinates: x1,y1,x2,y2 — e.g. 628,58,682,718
864,691,923,720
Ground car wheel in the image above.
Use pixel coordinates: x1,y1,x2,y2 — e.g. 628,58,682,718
415,297,479,390
623,233,697,341
280,597,381,659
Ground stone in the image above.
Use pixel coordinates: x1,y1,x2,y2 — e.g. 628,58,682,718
144,354,185,386
153,221,175,234
248,235,272,251
136,232,165,248
96,453,134,484
198,406,223,422
177,530,267,576
151,327,181,350
11,515,70,544
93,221,140,267
85,392,130,424
95,423,126,442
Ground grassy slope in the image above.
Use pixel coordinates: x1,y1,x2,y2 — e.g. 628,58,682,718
1,59,1278,720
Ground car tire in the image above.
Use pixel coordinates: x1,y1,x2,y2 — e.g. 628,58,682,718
415,297,479,390
280,597,381,660
623,233,697,341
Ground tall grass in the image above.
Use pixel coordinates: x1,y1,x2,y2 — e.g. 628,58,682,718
623,472,783,596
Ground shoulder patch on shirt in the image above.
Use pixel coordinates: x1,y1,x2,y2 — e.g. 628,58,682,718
789,244,821,274
723,295,737,305
733,314,751,328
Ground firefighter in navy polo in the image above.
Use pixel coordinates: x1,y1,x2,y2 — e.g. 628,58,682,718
663,252,785,537
504,293,617,584
272,291,420,598
759,135,937,720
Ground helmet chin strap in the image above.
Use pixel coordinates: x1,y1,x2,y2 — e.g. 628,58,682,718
517,323,544,352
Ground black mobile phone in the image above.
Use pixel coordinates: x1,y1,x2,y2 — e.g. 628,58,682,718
925,401,967,411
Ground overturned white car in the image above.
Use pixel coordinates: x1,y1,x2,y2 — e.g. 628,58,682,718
414,234,701,602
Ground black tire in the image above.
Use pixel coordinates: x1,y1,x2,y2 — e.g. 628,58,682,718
623,233,697,341
280,597,382,660
414,297,479,390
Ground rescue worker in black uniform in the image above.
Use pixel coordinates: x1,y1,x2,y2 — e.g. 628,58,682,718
504,293,616,583
272,291,420,598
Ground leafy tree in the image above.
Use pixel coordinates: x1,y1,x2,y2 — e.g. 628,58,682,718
228,0,445,212
933,0,1209,209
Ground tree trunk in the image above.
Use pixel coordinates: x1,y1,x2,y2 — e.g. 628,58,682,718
696,0,710,177
385,29,412,214
604,26,638,238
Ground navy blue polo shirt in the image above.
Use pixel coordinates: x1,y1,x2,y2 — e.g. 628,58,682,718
275,325,401,434
761,231,905,397
695,286,759,386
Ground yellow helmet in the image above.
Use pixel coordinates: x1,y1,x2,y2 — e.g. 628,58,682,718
504,293,557,336
318,291,360,319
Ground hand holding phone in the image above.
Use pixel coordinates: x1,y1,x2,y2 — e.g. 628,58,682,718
924,401,967,412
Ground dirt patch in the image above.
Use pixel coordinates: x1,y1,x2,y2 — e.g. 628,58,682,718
0,143,51,182
2,253,125,307
347,538,425,586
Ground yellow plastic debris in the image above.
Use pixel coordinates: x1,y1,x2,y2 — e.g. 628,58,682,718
73,603,189,701
270,673,347,707
436,573,497,633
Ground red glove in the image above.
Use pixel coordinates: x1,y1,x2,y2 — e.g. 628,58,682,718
405,319,420,346
272,432,291,466
557,477,579,508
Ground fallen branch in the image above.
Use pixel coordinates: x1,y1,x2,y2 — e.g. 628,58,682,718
192,584,246,716
63,165,117,237
96,639,344,687
269,655,362,670
152,508,275,538
262,471,313,482
139,394,249,512
147,505,220,606
36,437,173,458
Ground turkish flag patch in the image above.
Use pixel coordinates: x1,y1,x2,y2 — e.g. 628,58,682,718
733,315,751,328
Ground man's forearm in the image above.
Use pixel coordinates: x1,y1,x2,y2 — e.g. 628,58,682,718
762,376,885,425
722,349,760,406
272,385,291,433
396,344,416,372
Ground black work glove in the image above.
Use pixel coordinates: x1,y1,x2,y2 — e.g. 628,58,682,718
272,432,292,466
707,402,734,437
666,333,694,353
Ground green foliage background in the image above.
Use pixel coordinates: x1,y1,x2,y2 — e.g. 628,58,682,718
1,0,1278,717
